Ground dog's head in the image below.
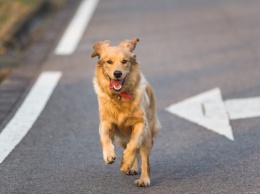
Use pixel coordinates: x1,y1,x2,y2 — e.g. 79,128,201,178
91,38,139,92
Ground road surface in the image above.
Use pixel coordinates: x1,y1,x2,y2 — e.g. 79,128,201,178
1,0,260,193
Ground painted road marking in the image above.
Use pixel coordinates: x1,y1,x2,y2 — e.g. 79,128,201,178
166,88,234,141
225,97,260,120
166,87,260,141
55,0,99,55
0,72,62,164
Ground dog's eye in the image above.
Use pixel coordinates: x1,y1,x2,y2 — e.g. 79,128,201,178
122,60,128,64
107,60,113,64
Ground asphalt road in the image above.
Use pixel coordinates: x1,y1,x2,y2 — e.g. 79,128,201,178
1,0,260,193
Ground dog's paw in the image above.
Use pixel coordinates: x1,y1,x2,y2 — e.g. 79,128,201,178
104,155,116,164
135,178,150,187
120,151,137,174
127,169,138,175
122,168,138,175
103,148,116,164
120,164,132,174
120,161,138,175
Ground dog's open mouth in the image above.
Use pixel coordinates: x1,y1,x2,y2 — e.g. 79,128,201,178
109,78,126,92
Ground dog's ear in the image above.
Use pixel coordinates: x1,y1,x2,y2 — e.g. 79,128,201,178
118,38,139,52
91,40,111,58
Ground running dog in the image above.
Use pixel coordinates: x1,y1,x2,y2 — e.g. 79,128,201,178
91,38,160,187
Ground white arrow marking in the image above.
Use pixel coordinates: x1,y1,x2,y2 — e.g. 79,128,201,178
225,97,260,120
166,88,234,140
166,88,260,141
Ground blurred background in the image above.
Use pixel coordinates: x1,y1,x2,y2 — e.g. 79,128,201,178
0,0,66,82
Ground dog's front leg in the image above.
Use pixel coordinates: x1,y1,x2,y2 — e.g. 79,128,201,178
99,122,116,164
120,122,144,174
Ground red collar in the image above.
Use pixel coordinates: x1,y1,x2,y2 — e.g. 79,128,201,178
119,92,132,100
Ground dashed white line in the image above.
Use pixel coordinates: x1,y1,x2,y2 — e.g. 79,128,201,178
54,0,99,55
0,71,62,164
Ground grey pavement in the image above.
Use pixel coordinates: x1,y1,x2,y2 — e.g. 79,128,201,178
1,0,260,193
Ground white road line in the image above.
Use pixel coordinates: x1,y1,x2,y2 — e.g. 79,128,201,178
0,71,62,164
54,0,99,55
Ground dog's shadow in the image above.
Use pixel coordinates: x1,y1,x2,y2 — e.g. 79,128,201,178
150,125,260,186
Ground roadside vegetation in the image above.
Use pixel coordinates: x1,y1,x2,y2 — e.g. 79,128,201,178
0,0,39,54
0,0,66,83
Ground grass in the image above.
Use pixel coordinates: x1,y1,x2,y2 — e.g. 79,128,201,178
0,0,40,81
0,0,66,81
0,0,39,41
0,68,11,83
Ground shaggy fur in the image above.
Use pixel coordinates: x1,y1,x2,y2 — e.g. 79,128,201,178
92,38,160,187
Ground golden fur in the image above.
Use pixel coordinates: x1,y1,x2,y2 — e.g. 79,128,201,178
91,38,160,187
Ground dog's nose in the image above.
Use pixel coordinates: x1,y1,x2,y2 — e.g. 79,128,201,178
113,71,122,78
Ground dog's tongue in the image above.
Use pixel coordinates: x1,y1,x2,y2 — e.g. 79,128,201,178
109,80,122,89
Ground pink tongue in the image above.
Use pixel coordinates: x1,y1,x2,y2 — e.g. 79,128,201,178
109,80,121,89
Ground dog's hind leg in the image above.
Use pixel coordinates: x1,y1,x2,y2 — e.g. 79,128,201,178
128,155,139,175
118,140,139,175
120,122,144,174
135,139,152,187
122,153,139,175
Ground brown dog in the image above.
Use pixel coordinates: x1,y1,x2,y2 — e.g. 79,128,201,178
91,38,160,187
